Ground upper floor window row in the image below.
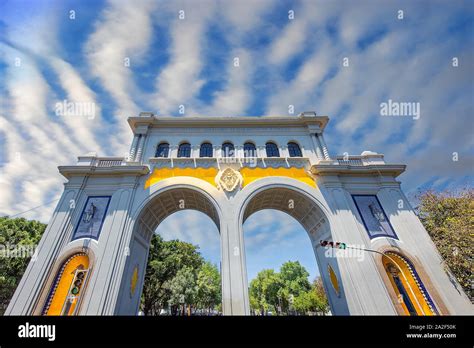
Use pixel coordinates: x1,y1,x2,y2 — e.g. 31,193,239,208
155,141,303,158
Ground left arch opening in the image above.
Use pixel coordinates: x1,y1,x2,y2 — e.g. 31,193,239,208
142,210,221,315
118,187,222,315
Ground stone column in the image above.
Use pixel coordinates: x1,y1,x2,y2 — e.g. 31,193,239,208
80,186,136,315
220,206,249,315
135,135,144,162
128,134,140,161
311,133,324,160
5,186,83,315
317,133,330,160
319,183,398,314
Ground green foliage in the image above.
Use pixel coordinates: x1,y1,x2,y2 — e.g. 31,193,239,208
294,278,330,314
312,277,330,313
196,261,221,313
0,216,46,315
140,234,221,315
249,261,328,315
141,234,202,315
168,266,198,314
415,189,473,299
249,269,281,315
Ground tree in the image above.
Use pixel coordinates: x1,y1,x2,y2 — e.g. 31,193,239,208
294,277,330,315
312,277,330,314
0,217,46,315
415,189,473,299
167,266,198,315
293,290,312,314
249,262,318,315
278,261,311,314
249,269,281,315
196,261,221,314
140,234,204,315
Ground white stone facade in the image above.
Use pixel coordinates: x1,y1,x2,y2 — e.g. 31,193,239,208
6,112,473,316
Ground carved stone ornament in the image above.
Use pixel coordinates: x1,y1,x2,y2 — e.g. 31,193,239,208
216,167,242,192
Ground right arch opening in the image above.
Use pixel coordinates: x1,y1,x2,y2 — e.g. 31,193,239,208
242,187,344,315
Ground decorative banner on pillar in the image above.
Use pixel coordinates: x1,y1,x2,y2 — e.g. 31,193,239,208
72,196,111,241
352,195,398,239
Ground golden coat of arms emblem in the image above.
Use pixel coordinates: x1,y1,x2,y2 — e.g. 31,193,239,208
216,167,242,192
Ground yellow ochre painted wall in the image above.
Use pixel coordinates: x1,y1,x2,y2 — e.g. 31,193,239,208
144,167,218,189
144,166,316,189
240,167,316,188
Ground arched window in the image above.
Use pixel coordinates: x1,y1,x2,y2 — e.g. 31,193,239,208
287,142,302,157
382,252,438,316
43,253,90,316
265,142,280,157
222,142,234,157
177,143,191,158
200,142,213,158
243,142,256,158
155,142,169,158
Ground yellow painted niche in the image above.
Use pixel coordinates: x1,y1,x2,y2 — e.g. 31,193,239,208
144,167,218,189
45,254,89,316
382,253,435,316
240,167,316,188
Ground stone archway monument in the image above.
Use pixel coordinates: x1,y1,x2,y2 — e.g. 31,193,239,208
6,112,473,316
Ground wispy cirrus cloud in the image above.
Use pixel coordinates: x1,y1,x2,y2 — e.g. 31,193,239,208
152,2,214,115
85,0,158,150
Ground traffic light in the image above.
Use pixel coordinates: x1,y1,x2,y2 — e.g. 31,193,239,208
70,269,88,297
61,268,89,315
320,240,347,249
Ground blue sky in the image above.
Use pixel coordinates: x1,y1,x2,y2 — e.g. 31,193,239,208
0,0,473,282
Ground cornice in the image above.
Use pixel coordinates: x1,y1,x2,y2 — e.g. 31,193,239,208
58,165,149,179
311,164,406,178
127,114,329,133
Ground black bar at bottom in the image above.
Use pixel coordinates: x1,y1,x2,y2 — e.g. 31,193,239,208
0,315,471,346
